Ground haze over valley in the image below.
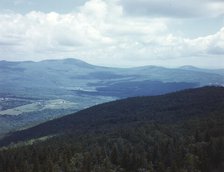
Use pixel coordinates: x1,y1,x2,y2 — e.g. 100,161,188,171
0,58,224,137
0,0,224,172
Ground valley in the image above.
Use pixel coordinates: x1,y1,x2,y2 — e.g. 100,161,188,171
0,58,224,137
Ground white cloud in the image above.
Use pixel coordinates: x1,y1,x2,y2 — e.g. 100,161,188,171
0,0,223,68
182,27,224,56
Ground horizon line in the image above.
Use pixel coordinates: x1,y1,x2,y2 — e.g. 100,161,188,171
0,58,223,70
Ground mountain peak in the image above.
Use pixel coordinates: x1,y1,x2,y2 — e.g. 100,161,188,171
179,65,199,70
39,58,94,68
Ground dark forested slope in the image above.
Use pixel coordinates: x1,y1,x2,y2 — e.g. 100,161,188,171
1,86,224,146
1,59,224,138
0,86,224,172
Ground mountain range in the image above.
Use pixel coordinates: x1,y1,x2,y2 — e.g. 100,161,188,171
0,58,224,137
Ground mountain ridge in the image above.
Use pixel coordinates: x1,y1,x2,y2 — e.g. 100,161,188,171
0,58,224,138
0,86,223,172
1,58,224,70
1,86,224,147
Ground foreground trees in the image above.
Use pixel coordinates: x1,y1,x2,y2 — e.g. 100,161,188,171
0,115,223,172
0,87,224,172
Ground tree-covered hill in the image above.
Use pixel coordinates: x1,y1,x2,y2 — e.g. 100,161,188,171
0,86,224,172
1,58,224,138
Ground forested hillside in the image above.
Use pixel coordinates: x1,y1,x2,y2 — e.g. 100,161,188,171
0,86,224,172
2,58,212,136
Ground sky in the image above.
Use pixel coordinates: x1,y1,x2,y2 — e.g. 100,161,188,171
0,0,224,68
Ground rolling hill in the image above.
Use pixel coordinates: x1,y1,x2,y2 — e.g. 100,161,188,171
1,86,224,146
0,58,224,137
0,86,223,172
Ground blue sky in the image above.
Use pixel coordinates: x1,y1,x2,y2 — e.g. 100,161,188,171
0,0,87,13
0,0,223,68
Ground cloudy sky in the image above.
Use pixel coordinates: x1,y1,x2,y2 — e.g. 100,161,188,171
0,0,224,68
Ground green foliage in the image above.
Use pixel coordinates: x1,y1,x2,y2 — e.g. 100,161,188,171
0,87,224,172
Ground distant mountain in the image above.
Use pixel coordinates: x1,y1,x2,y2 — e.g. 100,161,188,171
0,58,224,137
179,65,200,70
179,65,224,76
0,86,223,172
1,58,223,97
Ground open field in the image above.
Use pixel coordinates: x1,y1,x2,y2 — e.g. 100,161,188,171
0,99,77,116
